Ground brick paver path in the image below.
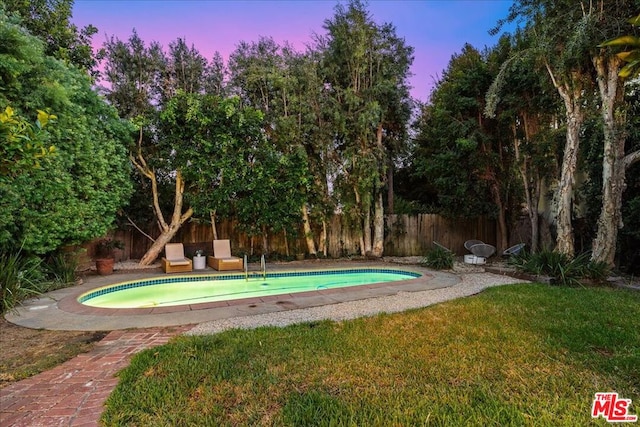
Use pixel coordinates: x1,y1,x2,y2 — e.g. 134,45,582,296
1,326,192,426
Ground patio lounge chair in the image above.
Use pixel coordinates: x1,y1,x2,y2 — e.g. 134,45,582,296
161,243,193,273
469,243,496,258
464,239,484,251
503,243,526,257
433,241,453,253
208,239,243,271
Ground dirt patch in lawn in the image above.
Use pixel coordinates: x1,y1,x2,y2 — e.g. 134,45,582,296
0,317,107,388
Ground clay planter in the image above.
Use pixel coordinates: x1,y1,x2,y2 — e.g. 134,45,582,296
95,258,115,275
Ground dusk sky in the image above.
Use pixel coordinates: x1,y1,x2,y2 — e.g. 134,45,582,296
72,0,516,102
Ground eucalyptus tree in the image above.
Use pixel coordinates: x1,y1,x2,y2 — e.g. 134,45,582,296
589,4,640,266
288,49,337,256
203,51,227,97
320,0,414,257
158,37,208,103
495,0,598,257
99,30,164,119
485,32,561,252
0,11,131,253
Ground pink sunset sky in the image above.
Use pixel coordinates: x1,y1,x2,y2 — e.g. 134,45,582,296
72,0,515,102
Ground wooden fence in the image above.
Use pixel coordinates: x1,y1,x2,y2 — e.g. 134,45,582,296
110,214,496,261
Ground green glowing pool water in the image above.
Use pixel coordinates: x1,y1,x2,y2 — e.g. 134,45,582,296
80,268,421,309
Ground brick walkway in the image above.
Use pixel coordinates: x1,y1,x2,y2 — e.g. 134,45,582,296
0,326,192,427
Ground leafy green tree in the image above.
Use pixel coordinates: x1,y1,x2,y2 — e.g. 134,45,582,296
159,37,210,103
203,51,226,97
0,106,56,177
485,32,561,252
229,38,331,256
321,0,413,257
233,145,310,256
496,0,596,257
99,30,164,119
412,42,523,250
0,11,132,253
2,0,98,74
100,31,238,264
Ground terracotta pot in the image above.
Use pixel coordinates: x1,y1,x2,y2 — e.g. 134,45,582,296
95,258,115,275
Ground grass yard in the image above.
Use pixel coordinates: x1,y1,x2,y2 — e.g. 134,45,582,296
102,284,639,426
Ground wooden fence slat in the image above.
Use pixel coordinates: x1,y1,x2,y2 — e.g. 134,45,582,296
105,214,496,260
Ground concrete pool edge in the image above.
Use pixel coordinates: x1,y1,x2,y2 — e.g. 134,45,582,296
77,267,423,310
4,261,460,331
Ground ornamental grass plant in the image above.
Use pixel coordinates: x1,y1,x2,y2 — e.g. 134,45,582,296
102,284,640,426
0,249,81,314
421,246,454,270
508,250,611,286
0,251,48,314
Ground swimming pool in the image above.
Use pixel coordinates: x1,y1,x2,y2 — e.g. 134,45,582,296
79,268,421,309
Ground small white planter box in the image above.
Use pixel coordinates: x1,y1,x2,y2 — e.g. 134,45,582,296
193,255,206,270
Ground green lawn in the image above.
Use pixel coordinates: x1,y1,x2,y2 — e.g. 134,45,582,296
102,284,640,426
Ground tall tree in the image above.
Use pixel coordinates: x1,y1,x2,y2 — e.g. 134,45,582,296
0,10,131,253
229,38,330,256
321,0,413,257
590,5,640,266
497,0,596,257
158,37,208,103
3,0,98,74
412,43,518,250
485,32,561,252
100,31,189,264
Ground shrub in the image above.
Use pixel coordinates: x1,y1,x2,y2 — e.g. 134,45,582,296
421,247,454,270
45,250,81,287
0,250,49,314
509,249,611,286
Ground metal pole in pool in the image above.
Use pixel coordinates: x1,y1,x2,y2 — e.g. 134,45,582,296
261,254,266,280
244,254,248,281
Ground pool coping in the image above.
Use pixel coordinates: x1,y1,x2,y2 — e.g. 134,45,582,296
4,261,460,331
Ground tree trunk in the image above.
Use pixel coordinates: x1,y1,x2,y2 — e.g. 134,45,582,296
321,219,328,257
490,180,509,252
140,221,189,265
139,169,193,265
301,203,317,256
555,111,581,257
363,201,372,256
354,186,366,256
262,226,268,255
387,164,394,214
283,229,290,257
515,116,542,252
371,191,384,257
209,210,218,241
591,54,626,266
370,122,385,257
546,66,585,257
